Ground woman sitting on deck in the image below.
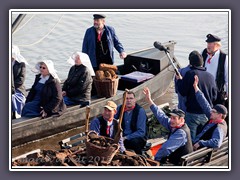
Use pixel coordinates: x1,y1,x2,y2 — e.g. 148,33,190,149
11,45,27,119
62,52,93,108
21,60,66,118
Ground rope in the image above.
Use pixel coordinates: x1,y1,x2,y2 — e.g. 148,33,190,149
17,14,64,47
12,14,36,35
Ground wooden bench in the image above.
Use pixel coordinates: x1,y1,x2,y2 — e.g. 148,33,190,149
180,137,228,166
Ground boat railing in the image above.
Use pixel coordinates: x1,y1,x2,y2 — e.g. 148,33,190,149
180,137,229,166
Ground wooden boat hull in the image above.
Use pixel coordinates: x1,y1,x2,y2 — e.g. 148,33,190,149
11,41,180,147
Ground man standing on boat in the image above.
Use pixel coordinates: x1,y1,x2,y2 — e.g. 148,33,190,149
114,91,147,155
90,101,125,153
175,50,217,141
192,75,228,150
143,87,193,165
82,14,127,71
202,34,228,106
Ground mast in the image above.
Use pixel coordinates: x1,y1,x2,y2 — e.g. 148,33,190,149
12,14,26,33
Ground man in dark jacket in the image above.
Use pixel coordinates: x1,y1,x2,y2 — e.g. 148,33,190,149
82,14,127,71
176,50,217,141
62,52,93,108
143,87,193,165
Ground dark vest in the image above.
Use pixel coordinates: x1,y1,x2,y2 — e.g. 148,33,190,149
98,116,118,138
95,30,112,66
167,124,193,165
202,48,226,92
199,121,228,141
116,104,147,137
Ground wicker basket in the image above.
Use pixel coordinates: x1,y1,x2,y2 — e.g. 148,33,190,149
85,131,119,164
93,77,119,98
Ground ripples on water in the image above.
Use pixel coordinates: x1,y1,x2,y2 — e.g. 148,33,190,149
12,11,229,88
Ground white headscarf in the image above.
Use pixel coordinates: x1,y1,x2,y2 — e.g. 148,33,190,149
67,52,95,76
12,45,29,65
35,60,61,82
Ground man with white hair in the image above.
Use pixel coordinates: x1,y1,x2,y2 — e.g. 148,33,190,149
62,52,93,108
202,34,228,105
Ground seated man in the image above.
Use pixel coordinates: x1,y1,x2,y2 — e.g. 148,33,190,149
192,75,228,150
90,101,125,153
143,87,193,165
114,91,147,155
62,52,93,108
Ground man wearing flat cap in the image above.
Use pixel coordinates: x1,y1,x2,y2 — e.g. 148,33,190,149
143,87,193,165
202,33,228,106
192,75,228,150
90,101,125,153
175,50,217,141
82,14,127,71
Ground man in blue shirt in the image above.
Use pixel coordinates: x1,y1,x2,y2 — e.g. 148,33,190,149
90,101,125,153
114,91,147,155
143,87,193,165
192,75,228,150
82,14,127,71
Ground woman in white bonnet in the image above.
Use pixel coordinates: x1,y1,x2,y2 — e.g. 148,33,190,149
12,45,27,119
62,52,93,108
21,60,66,118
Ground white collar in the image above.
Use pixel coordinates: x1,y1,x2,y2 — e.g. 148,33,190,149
39,75,50,84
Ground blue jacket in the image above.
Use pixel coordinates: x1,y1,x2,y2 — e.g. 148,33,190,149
82,25,125,68
90,117,126,152
114,104,147,140
176,66,217,114
150,104,190,162
193,90,228,148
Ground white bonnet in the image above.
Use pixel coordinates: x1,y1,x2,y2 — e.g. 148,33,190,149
35,60,60,82
67,52,95,76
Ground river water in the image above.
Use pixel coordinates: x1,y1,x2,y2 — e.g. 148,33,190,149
11,10,229,158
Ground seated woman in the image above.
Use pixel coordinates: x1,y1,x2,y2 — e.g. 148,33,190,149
62,52,93,108
21,60,66,118
12,45,27,119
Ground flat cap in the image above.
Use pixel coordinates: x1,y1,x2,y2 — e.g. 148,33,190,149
206,34,221,43
93,14,106,19
213,104,228,115
170,109,185,118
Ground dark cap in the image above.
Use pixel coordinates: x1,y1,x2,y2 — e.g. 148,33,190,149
170,109,185,118
213,104,228,115
93,14,106,19
189,50,204,67
206,34,221,43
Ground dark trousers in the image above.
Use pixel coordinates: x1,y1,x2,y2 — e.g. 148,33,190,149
124,137,146,155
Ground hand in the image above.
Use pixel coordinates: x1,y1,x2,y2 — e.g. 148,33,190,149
120,52,127,59
193,142,200,151
143,87,154,105
62,91,66,96
175,73,182,80
193,75,199,93
40,109,47,118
